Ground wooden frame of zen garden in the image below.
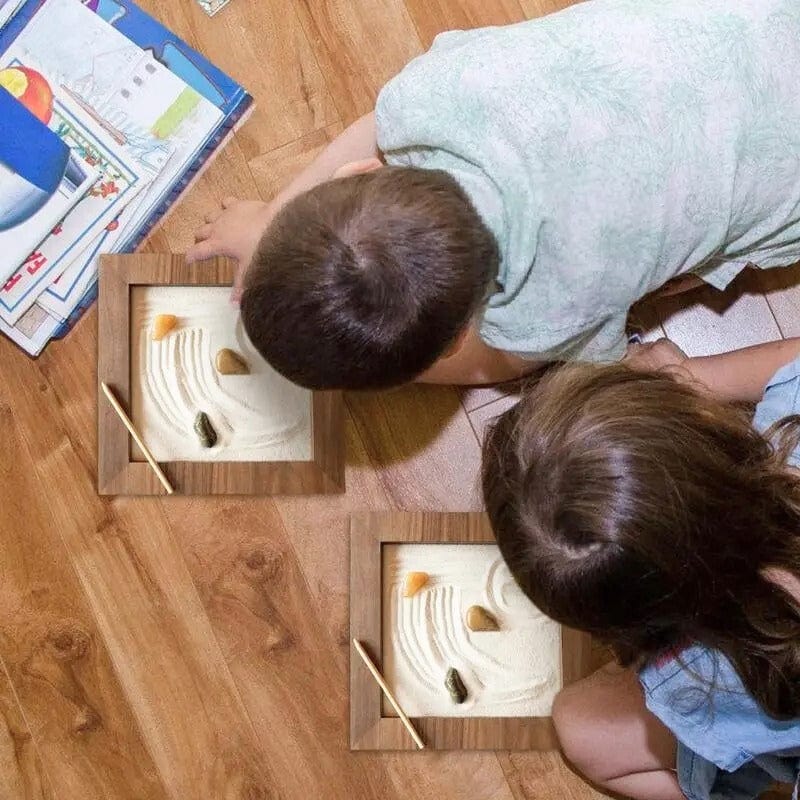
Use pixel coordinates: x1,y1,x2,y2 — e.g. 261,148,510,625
349,512,595,751
97,254,344,496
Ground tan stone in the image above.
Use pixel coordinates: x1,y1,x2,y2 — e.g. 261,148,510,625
466,605,500,632
215,348,250,375
402,571,429,598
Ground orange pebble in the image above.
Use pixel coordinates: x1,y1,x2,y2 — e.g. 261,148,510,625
403,571,429,598
152,314,178,341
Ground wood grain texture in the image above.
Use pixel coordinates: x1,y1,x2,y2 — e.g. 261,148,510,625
0,663,52,800
3,352,280,800
0,386,166,800
97,253,345,495
349,513,594,751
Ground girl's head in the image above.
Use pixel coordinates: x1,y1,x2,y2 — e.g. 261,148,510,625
482,363,800,718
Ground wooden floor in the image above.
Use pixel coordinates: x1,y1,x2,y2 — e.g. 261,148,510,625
3,0,800,798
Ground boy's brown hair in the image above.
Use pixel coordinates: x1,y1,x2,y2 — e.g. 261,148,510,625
482,363,800,719
240,166,498,390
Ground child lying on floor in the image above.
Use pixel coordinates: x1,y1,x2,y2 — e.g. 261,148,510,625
189,0,800,392
481,339,800,800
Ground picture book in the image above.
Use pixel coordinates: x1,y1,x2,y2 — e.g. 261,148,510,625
0,0,254,355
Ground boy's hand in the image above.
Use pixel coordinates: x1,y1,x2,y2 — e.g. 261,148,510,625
187,197,275,302
624,337,688,373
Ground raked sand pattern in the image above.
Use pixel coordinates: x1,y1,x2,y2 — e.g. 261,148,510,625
382,544,562,718
130,286,312,462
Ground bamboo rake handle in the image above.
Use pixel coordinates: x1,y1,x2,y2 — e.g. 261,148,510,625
101,382,175,495
352,638,425,750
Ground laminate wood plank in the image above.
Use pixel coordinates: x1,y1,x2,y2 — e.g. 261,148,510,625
160,496,398,800
247,122,345,201
519,0,579,19
293,0,424,123
0,375,166,800
403,0,525,47
499,752,612,800
0,663,52,800
1,354,278,800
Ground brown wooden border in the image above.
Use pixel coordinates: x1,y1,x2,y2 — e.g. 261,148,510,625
350,512,594,751
97,254,345,496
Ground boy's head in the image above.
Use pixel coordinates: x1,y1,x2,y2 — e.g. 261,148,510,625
240,165,498,390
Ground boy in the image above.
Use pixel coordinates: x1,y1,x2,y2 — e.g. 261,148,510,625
188,0,800,392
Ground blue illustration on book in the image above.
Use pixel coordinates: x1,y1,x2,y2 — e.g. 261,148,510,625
0,85,89,230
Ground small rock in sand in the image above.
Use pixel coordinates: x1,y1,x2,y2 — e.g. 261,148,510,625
193,411,218,448
152,314,178,341
445,667,468,704
403,571,429,598
215,347,250,375
466,605,500,632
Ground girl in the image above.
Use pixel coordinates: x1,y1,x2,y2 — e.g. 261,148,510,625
481,346,800,800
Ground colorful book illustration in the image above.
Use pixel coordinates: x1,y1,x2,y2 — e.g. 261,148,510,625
0,83,155,324
0,83,98,284
37,187,147,319
0,0,253,355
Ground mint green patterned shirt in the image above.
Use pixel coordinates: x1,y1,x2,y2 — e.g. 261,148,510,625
375,0,800,362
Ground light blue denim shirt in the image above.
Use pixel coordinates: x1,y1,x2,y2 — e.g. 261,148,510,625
376,0,800,363
640,356,800,800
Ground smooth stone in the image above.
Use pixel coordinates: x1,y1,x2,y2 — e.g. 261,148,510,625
215,347,249,375
193,411,218,448
466,605,500,632
444,667,468,704
403,571,429,598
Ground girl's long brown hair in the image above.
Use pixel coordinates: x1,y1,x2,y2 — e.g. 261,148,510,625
482,363,800,719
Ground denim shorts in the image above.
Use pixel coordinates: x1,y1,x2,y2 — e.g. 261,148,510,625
677,743,799,800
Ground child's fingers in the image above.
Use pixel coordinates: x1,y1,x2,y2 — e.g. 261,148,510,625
186,239,222,264
194,223,214,242
222,196,239,209
204,209,223,224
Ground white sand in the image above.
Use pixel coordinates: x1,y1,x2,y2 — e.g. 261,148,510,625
382,544,562,718
130,286,312,462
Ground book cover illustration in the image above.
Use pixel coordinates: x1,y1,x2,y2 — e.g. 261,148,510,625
0,78,155,324
0,81,97,284
38,186,147,319
4,0,224,235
